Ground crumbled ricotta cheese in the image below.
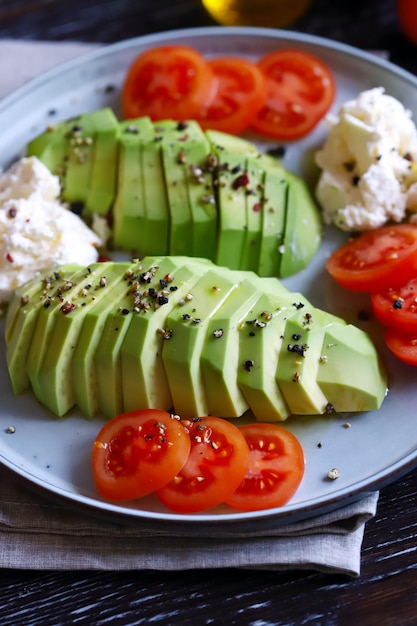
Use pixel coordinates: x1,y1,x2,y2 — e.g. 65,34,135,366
315,87,417,231
0,156,101,303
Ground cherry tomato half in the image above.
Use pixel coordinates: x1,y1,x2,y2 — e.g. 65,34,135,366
197,57,268,135
225,423,305,512
326,224,417,292
122,46,216,121
92,409,191,501
251,49,335,140
385,327,417,366
156,416,250,513
371,277,417,333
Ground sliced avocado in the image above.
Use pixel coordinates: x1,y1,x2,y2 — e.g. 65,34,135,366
200,277,260,417
257,155,288,277
239,154,264,272
162,267,240,418
275,307,332,415
5,265,80,395
85,108,120,216
279,171,322,278
112,117,155,252
71,260,137,417
156,120,193,256
237,294,310,422
140,129,170,256
177,121,217,261
26,263,107,415
206,130,259,269
62,114,96,210
316,323,387,412
27,118,74,185
94,257,162,419
120,256,212,413
35,263,117,417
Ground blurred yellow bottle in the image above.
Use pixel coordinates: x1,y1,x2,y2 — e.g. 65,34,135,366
201,0,311,28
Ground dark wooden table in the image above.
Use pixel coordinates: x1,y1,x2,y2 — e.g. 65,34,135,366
1,1,417,624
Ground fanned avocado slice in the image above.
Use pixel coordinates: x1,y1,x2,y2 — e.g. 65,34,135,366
94,257,161,419
71,261,138,417
86,108,120,215
34,263,117,417
275,308,333,415
279,171,322,278
112,117,155,252
239,154,264,272
200,275,261,417
27,118,74,184
120,256,212,413
257,155,288,277
237,294,310,422
156,120,193,256
162,267,240,418
5,265,80,395
206,130,259,270
25,265,99,405
317,324,388,412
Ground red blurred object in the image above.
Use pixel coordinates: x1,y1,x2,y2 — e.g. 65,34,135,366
397,0,417,44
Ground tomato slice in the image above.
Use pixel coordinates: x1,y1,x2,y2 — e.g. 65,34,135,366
122,46,216,121
250,49,335,140
326,225,417,292
225,423,304,512
92,409,190,501
385,327,417,366
156,416,250,513
371,277,417,332
197,57,268,135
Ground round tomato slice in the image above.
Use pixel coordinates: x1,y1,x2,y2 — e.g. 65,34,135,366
122,46,216,121
156,416,250,513
197,57,268,135
385,327,417,366
251,49,335,140
225,423,304,512
92,409,190,501
326,225,417,292
371,277,417,332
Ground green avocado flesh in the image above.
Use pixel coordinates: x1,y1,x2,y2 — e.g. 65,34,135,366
6,258,388,420
28,111,321,278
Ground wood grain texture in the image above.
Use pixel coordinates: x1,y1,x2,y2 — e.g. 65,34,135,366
1,0,417,623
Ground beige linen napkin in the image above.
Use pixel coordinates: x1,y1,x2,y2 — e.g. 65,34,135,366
0,466,378,576
0,38,379,577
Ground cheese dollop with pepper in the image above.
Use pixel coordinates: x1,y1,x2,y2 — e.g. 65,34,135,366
315,87,417,231
0,156,101,303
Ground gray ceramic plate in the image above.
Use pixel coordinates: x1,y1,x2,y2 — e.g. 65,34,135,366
1,27,417,530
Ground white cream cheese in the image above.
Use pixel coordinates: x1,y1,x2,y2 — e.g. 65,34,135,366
315,87,417,231
0,156,101,303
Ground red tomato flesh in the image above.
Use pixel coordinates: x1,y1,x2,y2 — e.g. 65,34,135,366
371,277,417,333
122,46,216,121
326,225,417,292
92,409,190,501
251,49,335,140
385,327,417,366
197,57,268,135
156,416,250,513
225,423,305,512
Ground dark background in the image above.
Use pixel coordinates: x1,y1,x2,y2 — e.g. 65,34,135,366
1,1,417,625
0,0,414,73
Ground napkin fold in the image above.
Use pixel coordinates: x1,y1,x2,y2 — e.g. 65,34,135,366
0,468,378,576
0,37,379,577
